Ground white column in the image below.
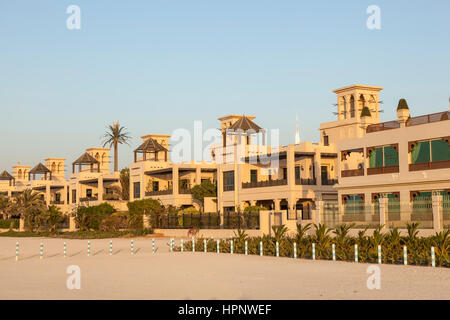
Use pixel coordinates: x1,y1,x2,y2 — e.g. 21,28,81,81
98,176,103,201
195,167,201,185
172,165,179,195
45,184,51,206
432,192,443,231
379,196,388,229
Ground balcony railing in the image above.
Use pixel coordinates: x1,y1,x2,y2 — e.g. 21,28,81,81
50,200,65,205
145,189,173,196
179,188,192,194
295,178,317,185
366,120,400,133
321,178,338,185
367,165,399,175
406,111,449,127
80,197,98,202
341,168,364,177
242,179,287,189
409,160,450,171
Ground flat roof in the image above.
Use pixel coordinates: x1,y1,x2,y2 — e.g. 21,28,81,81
332,84,383,94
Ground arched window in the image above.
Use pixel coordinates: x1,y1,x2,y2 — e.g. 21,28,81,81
95,153,100,162
350,95,355,118
341,97,347,119
359,94,366,111
18,169,22,179
101,153,106,166
57,163,62,173
51,162,56,173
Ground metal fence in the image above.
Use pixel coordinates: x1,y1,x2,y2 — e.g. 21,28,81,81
152,212,260,230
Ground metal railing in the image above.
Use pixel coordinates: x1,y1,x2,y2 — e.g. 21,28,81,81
341,168,364,177
242,179,287,189
409,160,450,171
366,120,400,133
406,111,449,127
151,212,260,229
367,165,399,175
145,189,173,196
295,178,317,185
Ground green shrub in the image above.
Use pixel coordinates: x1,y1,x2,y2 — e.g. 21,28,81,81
0,219,19,229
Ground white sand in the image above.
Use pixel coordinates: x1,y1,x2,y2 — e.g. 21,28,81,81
0,237,448,300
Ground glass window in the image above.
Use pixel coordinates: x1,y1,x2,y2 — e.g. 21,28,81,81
411,141,430,164
152,181,159,191
250,170,257,183
295,166,300,179
223,171,235,191
431,138,450,162
383,146,399,166
133,182,140,199
369,147,383,168
86,189,92,198
283,167,287,180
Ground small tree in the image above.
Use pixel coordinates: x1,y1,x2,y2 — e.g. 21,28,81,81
45,205,64,232
120,168,130,200
191,180,217,212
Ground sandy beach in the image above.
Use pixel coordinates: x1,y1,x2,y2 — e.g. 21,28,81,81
0,237,448,300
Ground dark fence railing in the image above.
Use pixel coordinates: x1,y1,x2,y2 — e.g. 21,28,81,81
152,212,260,229
295,178,317,185
145,189,173,196
242,179,287,189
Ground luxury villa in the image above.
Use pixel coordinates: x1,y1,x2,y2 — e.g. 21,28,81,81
1,84,449,231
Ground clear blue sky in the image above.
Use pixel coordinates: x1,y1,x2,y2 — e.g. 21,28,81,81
1,0,449,172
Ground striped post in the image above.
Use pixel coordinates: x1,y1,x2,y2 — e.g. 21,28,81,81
276,242,279,257
260,241,263,256
332,243,336,261
40,242,43,260
192,237,195,252
377,245,382,264
245,240,248,255
230,240,233,254
431,247,435,268
216,239,220,253
204,239,207,253
169,238,173,252
403,246,407,265
293,243,297,259
131,240,134,255
312,243,316,260
354,244,358,263
64,242,67,258
152,239,155,254
109,241,112,256
15,242,19,261
181,239,184,252
87,241,90,256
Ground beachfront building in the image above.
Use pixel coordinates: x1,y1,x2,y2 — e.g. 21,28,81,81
0,159,69,210
335,98,450,230
68,147,124,210
129,134,217,209
212,115,338,221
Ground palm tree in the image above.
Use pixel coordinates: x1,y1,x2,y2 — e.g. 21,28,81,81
102,121,131,172
13,189,46,231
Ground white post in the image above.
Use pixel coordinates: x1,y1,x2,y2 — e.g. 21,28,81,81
15,242,19,261
131,240,134,255
354,244,358,263
276,241,279,257
293,243,297,259
87,241,90,256
312,243,316,260
204,239,207,253
230,240,233,254
260,241,263,256
332,243,336,261
192,237,195,252
378,245,382,264
152,239,155,254
403,246,407,265
181,239,184,252
64,242,67,258
40,243,43,260
431,246,435,268
245,240,248,255
216,239,220,253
